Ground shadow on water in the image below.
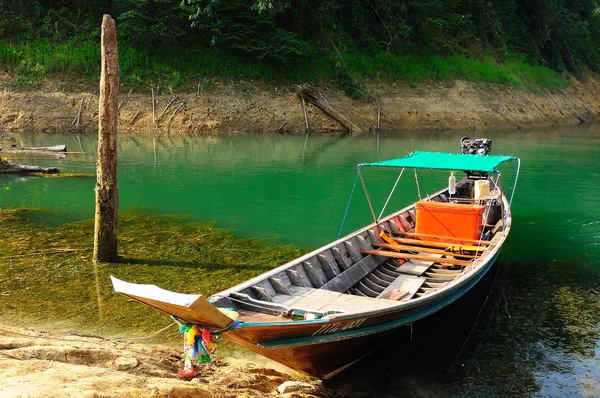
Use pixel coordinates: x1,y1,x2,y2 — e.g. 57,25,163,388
325,256,600,397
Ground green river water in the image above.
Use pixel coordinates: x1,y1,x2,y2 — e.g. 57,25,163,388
0,127,598,396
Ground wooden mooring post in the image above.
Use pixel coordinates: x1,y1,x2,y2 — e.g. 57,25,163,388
93,15,119,263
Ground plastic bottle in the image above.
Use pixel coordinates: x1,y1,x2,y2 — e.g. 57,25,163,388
448,170,456,195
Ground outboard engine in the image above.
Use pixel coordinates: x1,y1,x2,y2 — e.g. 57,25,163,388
460,136,492,180
460,136,492,155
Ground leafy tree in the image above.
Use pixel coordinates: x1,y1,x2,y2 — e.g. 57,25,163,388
117,0,193,45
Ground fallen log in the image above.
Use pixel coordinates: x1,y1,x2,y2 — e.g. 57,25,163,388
0,159,59,174
296,85,363,134
0,145,67,153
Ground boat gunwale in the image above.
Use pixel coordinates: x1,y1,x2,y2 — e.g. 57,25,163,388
246,248,502,347
214,184,512,324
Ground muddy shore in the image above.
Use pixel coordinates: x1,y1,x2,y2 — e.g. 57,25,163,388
2,76,600,135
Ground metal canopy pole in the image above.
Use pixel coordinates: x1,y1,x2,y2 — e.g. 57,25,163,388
414,168,422,200
358,166,378,224
509,158,521,207
377,167,405,221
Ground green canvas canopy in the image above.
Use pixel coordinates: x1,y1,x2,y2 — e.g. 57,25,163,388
361,151,517,173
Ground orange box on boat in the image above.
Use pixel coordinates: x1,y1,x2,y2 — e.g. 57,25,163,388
415,201,485,240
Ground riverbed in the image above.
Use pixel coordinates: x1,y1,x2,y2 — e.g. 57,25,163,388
0,126,598,396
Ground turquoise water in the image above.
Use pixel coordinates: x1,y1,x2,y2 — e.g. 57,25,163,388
1,127,598,396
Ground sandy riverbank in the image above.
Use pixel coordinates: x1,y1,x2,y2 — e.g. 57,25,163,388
1,76,600,135
0,326,343,398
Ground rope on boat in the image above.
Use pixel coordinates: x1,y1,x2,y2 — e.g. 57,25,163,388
113,322,177,342
337,165,362,239
0,322,177,345
507,158,521,207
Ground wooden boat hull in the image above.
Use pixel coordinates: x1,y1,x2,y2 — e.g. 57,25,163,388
222,250,500,378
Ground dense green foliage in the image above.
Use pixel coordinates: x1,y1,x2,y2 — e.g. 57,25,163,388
1,0,598,90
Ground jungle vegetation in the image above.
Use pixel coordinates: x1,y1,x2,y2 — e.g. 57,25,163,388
1,0,599,93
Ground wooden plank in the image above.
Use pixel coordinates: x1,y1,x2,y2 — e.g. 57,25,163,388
379,290,409,301
344,239,363,264
251,286,273,302
361,276,384,293
373,269,396,283
286,269,306,287
320,294,398,312
359,249,474,267
387,219,401,234
367,229,380,245
398,231,491,245
318,252,341,280
377,274,425,301
366,272,389,286
321,254,388,293
356,234,373,251
291,289,343,311
357,281,379,297
372,243,479,259
397,253,443,276
331,244,353,270
303,259,328,287
271,286,315,306
398,214,412,232
407,210,416,225
391,236,488,250
269,278,290,295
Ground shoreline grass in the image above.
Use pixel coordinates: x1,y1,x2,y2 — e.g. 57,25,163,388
0,39,570,90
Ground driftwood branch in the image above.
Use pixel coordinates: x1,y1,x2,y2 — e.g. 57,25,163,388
158,95,177,121
129,109,141,125
118,87,133,110
0,145,66,153
296,85,363,134
277,119,287,132
301,97,310,133
167,101,186,125
0,159,59,174
72,97,84,127
151,87,156,125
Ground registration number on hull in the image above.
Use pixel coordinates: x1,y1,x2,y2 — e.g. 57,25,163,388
312,319,365,335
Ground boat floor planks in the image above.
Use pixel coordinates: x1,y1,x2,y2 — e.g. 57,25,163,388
271,285,399,313
377,274,426,300
397,253,444,276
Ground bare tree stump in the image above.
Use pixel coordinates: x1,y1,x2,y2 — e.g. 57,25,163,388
93,14,119,263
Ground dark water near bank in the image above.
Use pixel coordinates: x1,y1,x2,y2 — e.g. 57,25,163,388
1,127,599,396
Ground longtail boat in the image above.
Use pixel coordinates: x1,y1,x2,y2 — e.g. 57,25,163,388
111,150,520,379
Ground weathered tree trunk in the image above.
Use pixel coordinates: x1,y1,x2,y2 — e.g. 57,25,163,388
296,85,364,135
93,15,119,263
